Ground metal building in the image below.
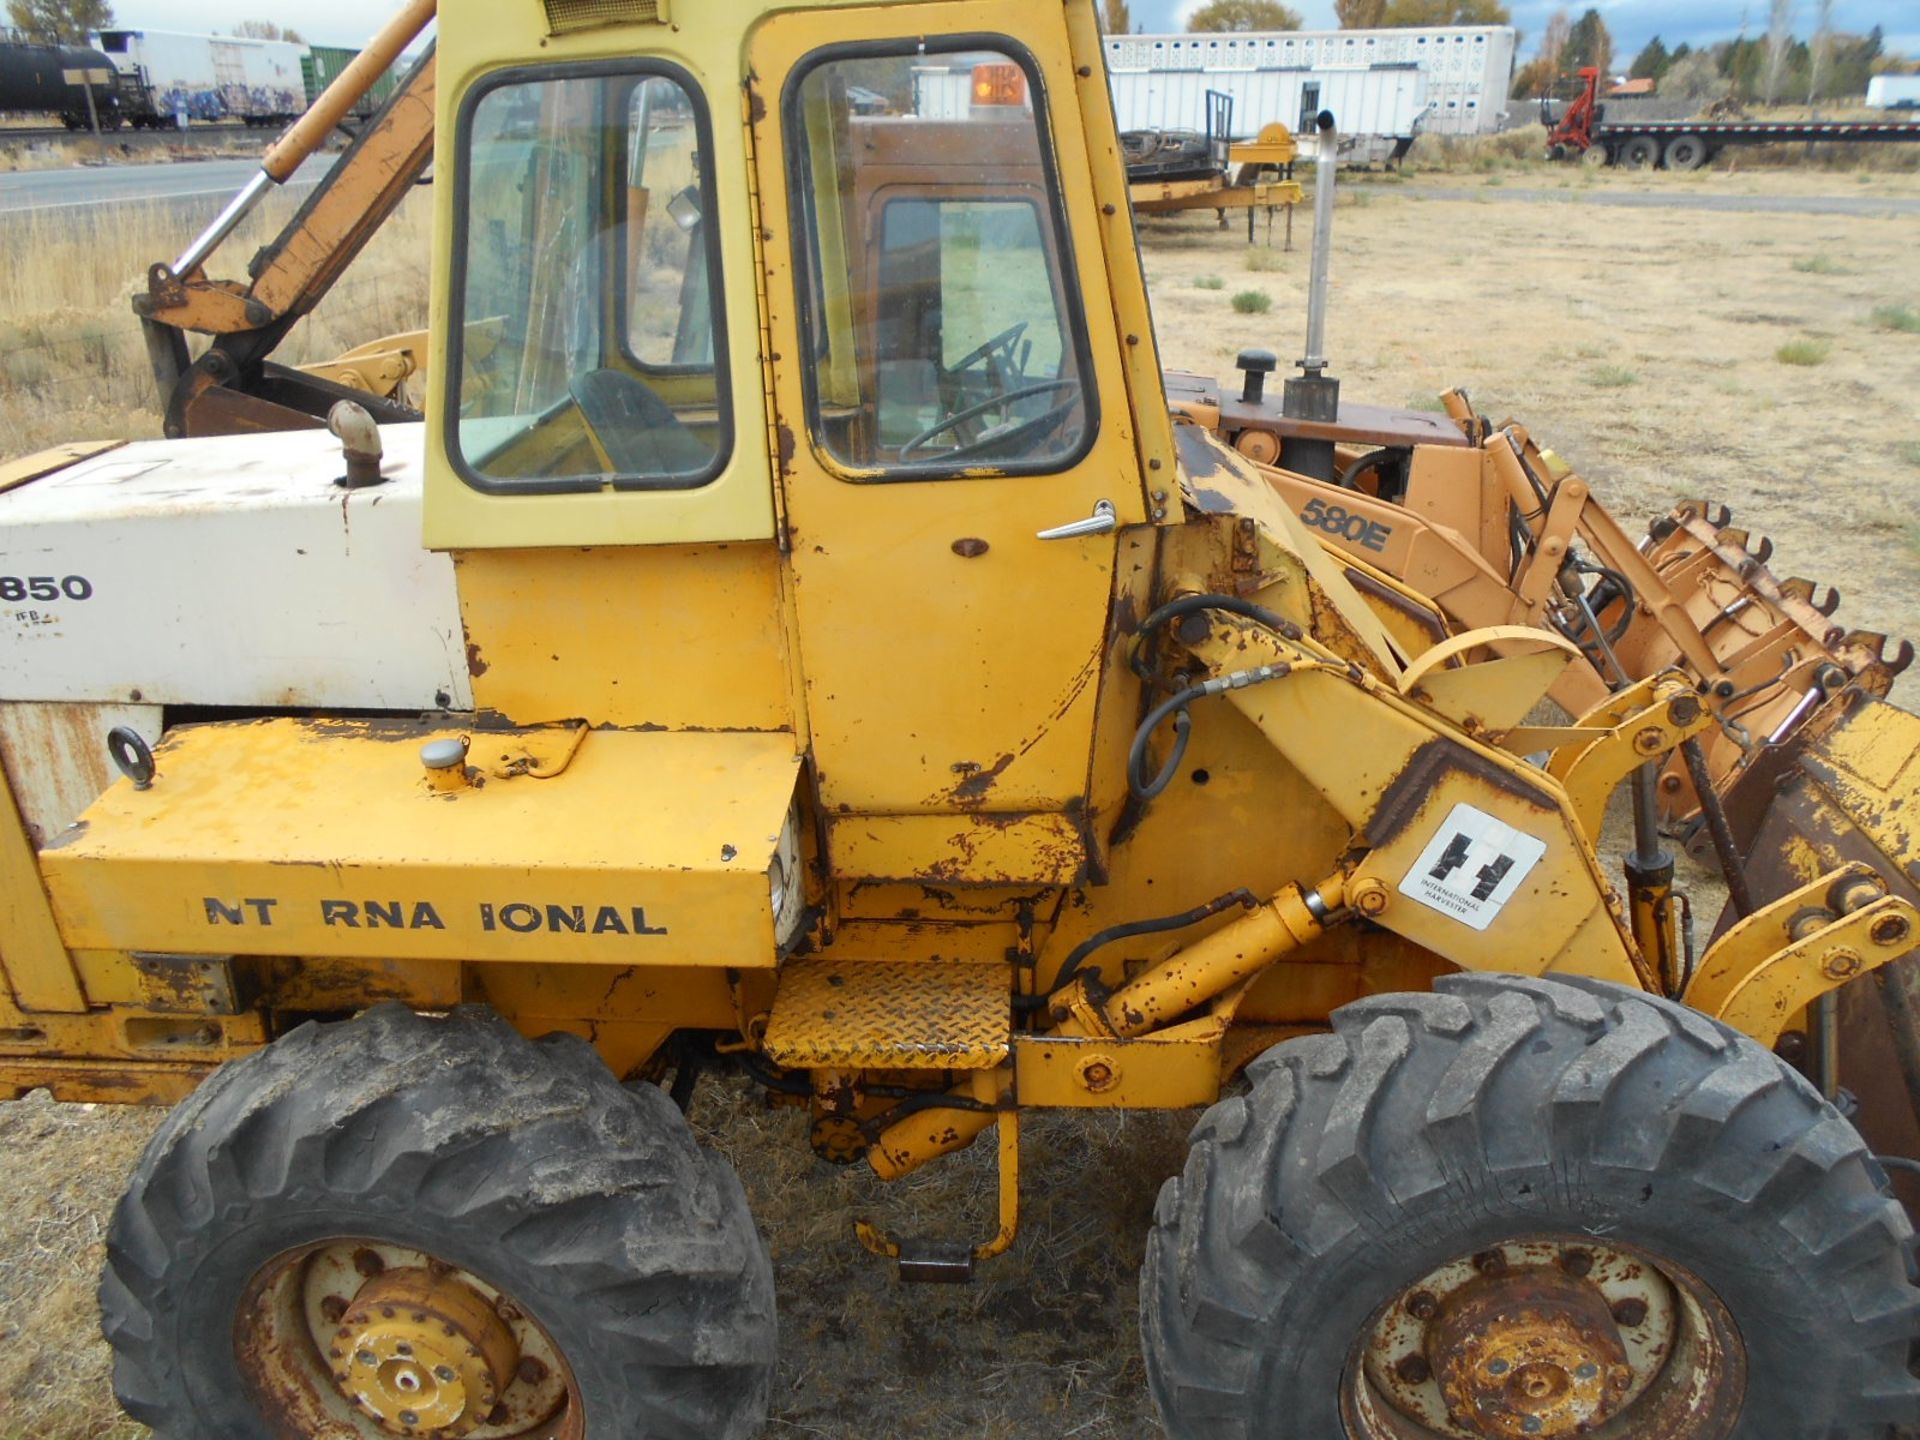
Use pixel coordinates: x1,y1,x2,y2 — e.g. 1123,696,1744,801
1102,26,1516,136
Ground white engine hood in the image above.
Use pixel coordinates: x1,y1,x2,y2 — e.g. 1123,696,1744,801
0,424,471,712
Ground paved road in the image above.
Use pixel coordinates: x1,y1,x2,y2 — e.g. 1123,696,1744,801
0,154,334,215
1402,184,1920,217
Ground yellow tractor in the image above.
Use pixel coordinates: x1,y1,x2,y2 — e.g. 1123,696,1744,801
1,0,1918,1436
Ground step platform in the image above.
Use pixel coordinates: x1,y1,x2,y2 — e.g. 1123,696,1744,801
762,959,1010,1070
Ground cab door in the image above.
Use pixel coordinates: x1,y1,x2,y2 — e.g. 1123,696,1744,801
747,1,1153,886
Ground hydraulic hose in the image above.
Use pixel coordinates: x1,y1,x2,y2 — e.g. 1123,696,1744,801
1129,593,1298,682
1127,664,1293,800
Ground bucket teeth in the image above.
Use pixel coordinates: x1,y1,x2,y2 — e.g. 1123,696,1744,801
1749,534,1774,565
1781,577,1816,602
1815,586,1842,617
1891,641,1916,677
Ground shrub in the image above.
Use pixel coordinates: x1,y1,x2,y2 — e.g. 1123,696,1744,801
1231,290,1273,314
1775,339,1830,366
1587,365,1637,388
1871,304,1920,334
1791,255,1844,275
1194,275,1225,290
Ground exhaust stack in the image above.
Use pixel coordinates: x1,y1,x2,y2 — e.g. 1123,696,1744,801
1279,110,1340,482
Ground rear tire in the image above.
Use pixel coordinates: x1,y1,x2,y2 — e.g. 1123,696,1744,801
1621,136,1660,169
101,1003,776,1439
1664,134,1708,171
1579,144,1610,169
1141,973,1920,1439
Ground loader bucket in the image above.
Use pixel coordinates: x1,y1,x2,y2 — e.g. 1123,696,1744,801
1609,499,1914,849
1728,689,1920,1212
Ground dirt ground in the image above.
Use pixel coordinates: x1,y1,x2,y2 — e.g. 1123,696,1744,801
2,165,1918,1439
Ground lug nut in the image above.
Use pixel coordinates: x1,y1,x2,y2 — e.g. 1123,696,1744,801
1559,1248,1593,1278
1473,1249,1507,1276
517,1356,549,1385
1611,1297,1649,1327
434,1365,456,1382
320,1295,349,1324
352,1247,385,1278
1394,1353,1431,1385
1407,1291,1439,1320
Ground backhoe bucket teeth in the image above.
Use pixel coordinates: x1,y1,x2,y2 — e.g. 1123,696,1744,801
1728,690,1920,1213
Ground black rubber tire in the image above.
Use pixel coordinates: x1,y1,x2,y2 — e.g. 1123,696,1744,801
1664,134,1708,171
100,1003,776,1439
1621,135,1661,169
1141,973,1920,1439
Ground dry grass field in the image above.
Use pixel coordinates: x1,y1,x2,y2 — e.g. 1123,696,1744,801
2,157,1919,1439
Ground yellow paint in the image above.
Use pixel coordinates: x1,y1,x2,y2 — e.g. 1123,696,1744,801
0,749,84,1011
1686,865,1920,1045
0,440,124,495
454,545,794,731
43,720,801,969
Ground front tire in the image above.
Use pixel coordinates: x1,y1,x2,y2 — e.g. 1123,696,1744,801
1142,973,1919,1439
101,1004,776,1439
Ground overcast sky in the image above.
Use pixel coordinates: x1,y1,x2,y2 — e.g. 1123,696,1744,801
107,1,1918,68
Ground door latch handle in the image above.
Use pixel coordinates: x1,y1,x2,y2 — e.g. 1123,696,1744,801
1036,499,1117,541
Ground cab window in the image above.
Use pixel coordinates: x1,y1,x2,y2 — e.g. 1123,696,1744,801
449,63,730,493
786,42,1095,478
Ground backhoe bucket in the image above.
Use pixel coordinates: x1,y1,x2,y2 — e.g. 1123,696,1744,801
1729,689,1920,1211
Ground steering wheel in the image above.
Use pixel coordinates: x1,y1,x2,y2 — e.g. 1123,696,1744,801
947,321,1029,378
898,379,1081,464
567,368,710,476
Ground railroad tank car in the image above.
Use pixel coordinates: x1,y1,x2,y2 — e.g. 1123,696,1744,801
0,33,123,128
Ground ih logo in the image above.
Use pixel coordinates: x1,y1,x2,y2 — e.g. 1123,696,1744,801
1398,803,1548,932
1427,833,1516,902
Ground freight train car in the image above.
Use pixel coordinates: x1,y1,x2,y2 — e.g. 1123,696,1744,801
93,28,308,127
0,30,123,129
301,44,398,122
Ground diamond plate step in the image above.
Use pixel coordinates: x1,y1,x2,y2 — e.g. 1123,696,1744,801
761,959,1010,1070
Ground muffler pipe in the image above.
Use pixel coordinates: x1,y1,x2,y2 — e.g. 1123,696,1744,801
1278,111,1340,482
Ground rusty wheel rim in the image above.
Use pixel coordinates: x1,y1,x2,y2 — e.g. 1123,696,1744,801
1341,1235,1745,1440
235,1240,584,1440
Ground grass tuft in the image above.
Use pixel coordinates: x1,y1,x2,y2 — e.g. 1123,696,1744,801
1901,441,1920,468
1243,248,1285,273
1791,254,1846,275
1871,303,1920,334
1231,290,1273,314
1587,365,1638,388
1775,338,1830,366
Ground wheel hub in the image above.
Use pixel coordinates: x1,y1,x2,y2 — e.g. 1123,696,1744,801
1426,1270,1629,1438
238,1240,576,1439
331,1269,519,1436
1346,1236,1742,1440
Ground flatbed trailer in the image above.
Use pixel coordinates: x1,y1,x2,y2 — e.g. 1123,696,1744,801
1545,66,1920,169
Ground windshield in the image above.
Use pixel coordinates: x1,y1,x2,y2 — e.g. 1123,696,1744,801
450,64,729,493
786,43,1094,478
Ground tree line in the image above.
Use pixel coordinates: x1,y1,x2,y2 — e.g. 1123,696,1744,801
1509,5,1903,105
1101,0,1508,35
5,1,301,46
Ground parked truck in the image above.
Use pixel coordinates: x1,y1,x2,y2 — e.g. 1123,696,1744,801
1545,65,1920,168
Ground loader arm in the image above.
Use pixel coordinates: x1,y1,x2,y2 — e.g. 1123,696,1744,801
133,33,438,438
